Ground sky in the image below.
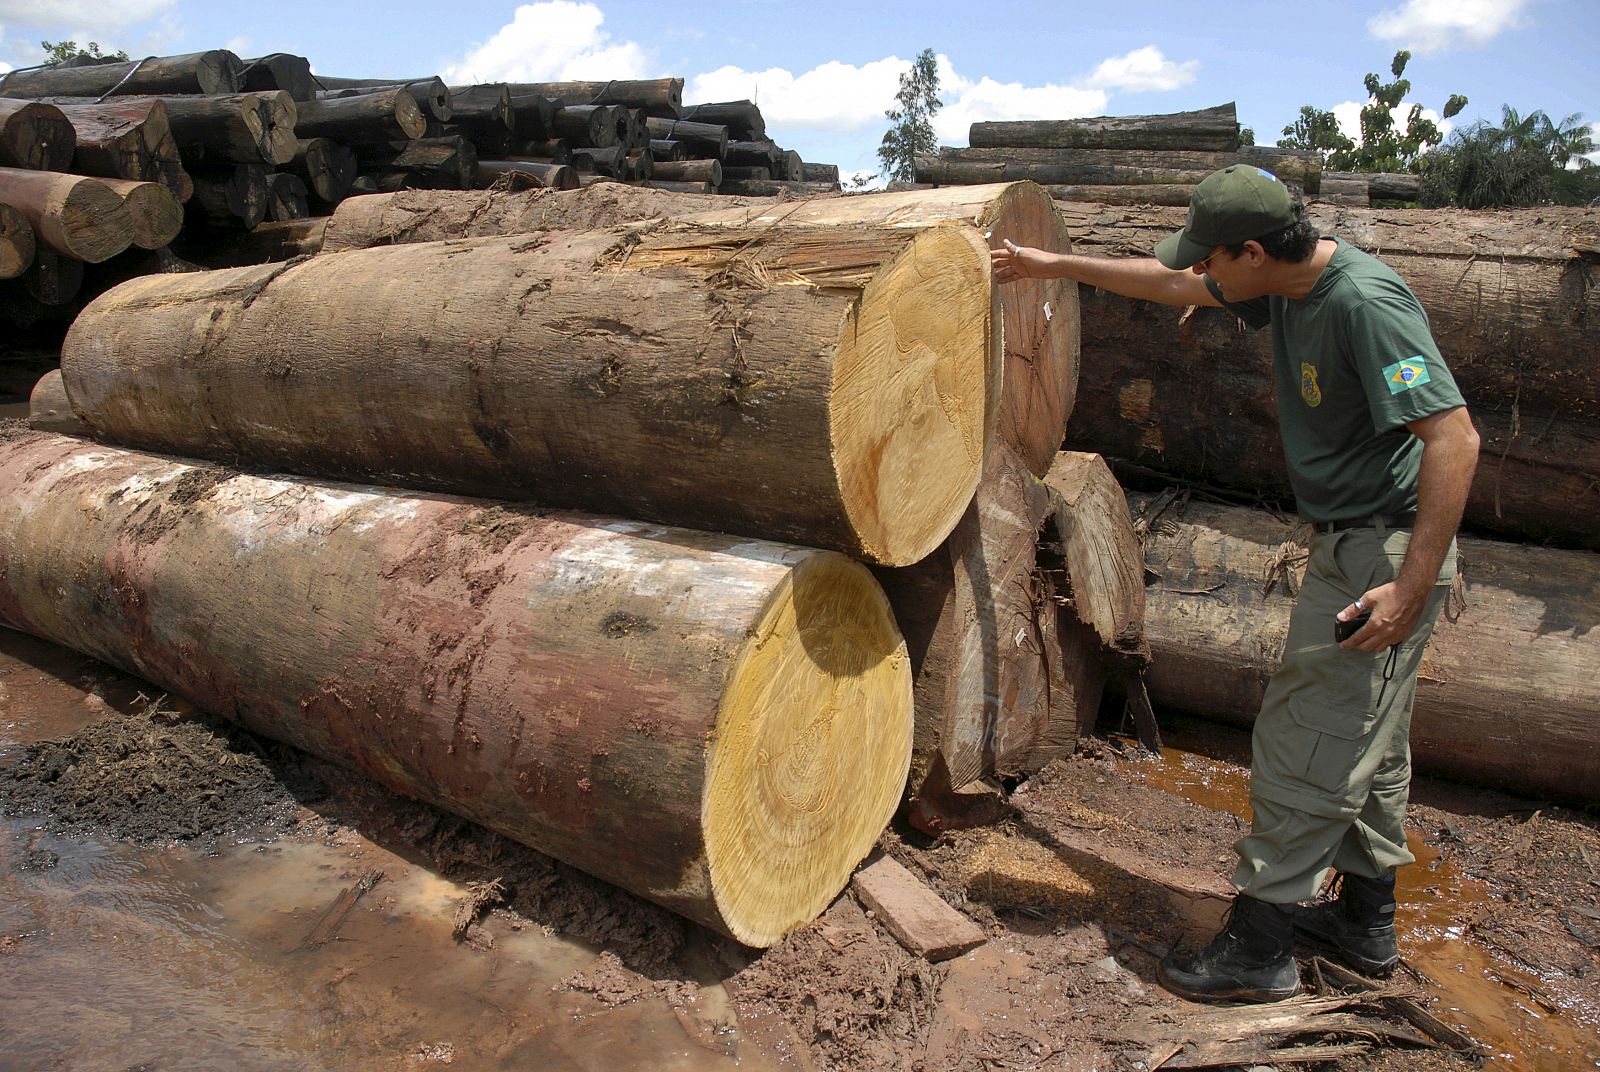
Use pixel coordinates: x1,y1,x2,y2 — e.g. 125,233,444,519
1,0,1595,184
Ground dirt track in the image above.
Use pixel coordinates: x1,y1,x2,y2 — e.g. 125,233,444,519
2,630,1596,1071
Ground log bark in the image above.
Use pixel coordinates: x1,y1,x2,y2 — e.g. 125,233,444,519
188,163,269,228
720,165,772,182
1324,170,1420,202
675,182,1081,476
803,163,840,184
508,79,683,119
717,179,841,197
1047,184,1197,206
292,137,357,203
0,201,35,279
0,167,132,261
652,158,722,185
177,217,326,267
26,368,89,434
727,140,781,171
0,431,913,947
1042,452,1149,665
779,150,804,182
970,104,1240,151
511,141,573,164
647,180,714,194
295,89,425,142
0,51,242,98
1131,493,1600,805
85,176,182,248
553,105,620,147
353,137,477,189
45,91,297,166
644,117,728,159
63,221,995,566
0,99,75,171
876,444,1084,828
444,84,514,132
933,146,1319,191
314,78,452,121
266,171,308,221
474,160,577,190
51,100,192,201
509,94,559,140
681,101,763,140
647,138,685,161
241,54,315,101
1052,201,1600,549
920,156,1225,187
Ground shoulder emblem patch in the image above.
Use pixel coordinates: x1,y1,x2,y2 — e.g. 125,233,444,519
1300,362,1322,407
1382,355,1432,395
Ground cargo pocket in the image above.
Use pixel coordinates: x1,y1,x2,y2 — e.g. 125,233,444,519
1286,693,1377,801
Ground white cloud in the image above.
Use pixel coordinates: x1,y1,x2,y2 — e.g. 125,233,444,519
1082,46,1198,93
1331,98,1456,147
689,57,906,130
442,1,650,84
1369,0,1531,54
0,0,173,28
935,68,1108,145
224,35,251,57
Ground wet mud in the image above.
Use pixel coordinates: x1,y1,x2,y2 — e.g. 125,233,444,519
1,629,1596,1071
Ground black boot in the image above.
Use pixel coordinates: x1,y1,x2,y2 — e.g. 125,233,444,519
1289,871,1399,976
1158,895,1301,1003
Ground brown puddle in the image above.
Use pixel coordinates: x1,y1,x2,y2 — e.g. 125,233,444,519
0,630,785,1071
1130,743,1600,1072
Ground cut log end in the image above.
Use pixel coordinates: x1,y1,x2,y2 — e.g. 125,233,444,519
705,552,912,947
832,224,993,566
0,202,35,279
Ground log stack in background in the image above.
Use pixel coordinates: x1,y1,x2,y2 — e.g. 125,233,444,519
914,103,1321,205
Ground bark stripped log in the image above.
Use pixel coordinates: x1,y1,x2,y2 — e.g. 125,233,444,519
0,167,133,262
0,431,914,946
1054,201,1600,549
51,100,192,201
63,221,993,565
0,202,35,279
26,369,89,434
0,99,75,171
86,176,183,249
474,160,577,190
970,103,1240,152
1132,494,1600,805
1043,452,1149,666
0,51,243,98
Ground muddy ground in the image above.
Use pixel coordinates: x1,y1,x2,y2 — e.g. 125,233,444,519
2,640,1597,1071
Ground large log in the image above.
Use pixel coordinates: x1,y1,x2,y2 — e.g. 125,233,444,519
314,78,452,122
444,84,514,133
717,179,840,198
675,182,1082,477
1043,452,1148,664
1324,170,1420,202
1052,201,1600,549
44,91,297,167
932,145,1319,191
292,137,357,203
1047,184,1197,207
241,54,315,102
51,100,192,202
0,431,913,947
652,158,722,185
681,101,763,140
803,163,840,184
26,368,90,434
62,221,994,566
0,99,75,171
644,117,728,159
188,163,270,229
320,186,773,252
921,156,1221,187
474,160,577,190
1132,493,1600,805
176,217,327,267
0,51,242,98
970,103,1240,152
509,79,683,119
508,94,559,140
86,176,183,249
0,167,133,262
265,172,308,221
353,137,478,189
294,88,425,142
552,104,620,147
0,202,35,279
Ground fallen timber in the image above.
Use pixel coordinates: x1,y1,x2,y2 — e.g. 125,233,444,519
0,51,243,99
1133,493,1600,804
61,220,993,566
0,431,914,947
1053,201,1600,550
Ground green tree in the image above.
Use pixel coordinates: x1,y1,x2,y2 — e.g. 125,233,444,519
1278,51,1465,172
877,48,941,184
1421,105,1599,208
42,39,129,64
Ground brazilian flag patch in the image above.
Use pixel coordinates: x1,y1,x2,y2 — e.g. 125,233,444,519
1382,355,1431,395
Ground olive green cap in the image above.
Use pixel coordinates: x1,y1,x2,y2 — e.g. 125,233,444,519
1154,165,1296,269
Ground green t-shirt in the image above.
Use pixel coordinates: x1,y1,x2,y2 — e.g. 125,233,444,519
1208,241,1465,523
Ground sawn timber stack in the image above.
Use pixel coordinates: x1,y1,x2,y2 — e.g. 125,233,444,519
60,218,994,565
0,430,914,947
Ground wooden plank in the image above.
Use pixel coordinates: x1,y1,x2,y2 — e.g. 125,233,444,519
851,853,986,961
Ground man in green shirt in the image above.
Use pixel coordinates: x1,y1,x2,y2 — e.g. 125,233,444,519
992,165,1480,1003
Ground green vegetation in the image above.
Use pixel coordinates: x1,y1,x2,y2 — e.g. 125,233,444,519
1420,107,1598,208
877,48,941,184
41,40,129,64
1278,50,1465,172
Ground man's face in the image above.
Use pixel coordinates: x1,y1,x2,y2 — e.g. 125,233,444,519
1193,243,1261,301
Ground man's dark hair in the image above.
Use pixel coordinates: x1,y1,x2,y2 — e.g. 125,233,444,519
1225,184,1319,263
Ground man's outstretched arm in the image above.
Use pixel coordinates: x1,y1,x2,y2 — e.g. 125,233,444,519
991,239,1222,308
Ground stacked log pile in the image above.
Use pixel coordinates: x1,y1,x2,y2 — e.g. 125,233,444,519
1052,200,1600,551
914,103,1321,205
0,48,840,343
6,180,1151,936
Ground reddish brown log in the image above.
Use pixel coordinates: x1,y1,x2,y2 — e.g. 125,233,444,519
85,176,182,249
51,100,191,202
0,202,35,279
0,99,75,171
0,167,132,261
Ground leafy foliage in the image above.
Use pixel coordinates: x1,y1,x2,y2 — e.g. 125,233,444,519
1420,106,1599,208
1278,51,1465,172
877,48,941,184
42,39,129,64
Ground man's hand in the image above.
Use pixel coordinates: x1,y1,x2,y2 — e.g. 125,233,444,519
1337,579,1429,652
991,239,1050,284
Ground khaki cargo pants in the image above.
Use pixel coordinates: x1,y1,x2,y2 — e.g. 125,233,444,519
1232,523,1456,905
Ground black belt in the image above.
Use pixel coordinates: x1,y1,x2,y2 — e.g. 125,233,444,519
1312,512,1416,534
